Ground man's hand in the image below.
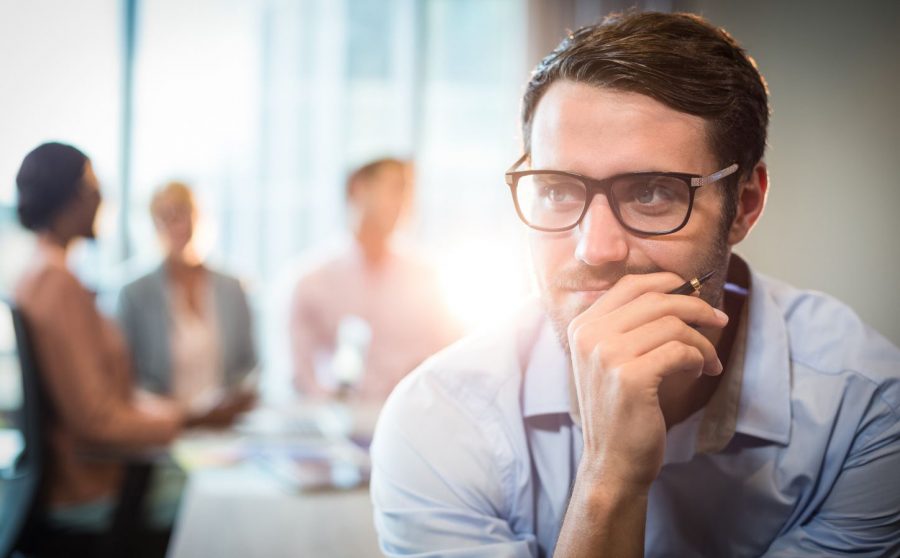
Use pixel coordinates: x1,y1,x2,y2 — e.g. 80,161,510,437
555,272,728,557
569,271,727,487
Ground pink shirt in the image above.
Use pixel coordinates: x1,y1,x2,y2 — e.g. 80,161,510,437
290,240,461,402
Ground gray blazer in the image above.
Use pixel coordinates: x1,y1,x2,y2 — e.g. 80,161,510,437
116,265,257,395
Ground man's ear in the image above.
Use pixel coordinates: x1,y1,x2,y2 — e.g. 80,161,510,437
727,161,768,246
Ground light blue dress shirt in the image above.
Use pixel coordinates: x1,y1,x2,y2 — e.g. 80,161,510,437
371,269,900,557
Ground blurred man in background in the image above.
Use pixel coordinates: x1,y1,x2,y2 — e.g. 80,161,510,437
290,158,461,402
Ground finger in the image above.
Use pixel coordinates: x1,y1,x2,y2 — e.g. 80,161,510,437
568,272,689,339
613,316,723,375
569,292,727,349
622,340,708,385
606,291,728,334
590,272,687,315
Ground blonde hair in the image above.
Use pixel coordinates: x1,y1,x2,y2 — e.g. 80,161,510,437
150,181,196,219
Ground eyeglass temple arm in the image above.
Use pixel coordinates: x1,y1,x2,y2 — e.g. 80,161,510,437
506,153,529,184
691,163,739,187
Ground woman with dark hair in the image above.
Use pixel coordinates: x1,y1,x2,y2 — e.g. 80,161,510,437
13,142,250,530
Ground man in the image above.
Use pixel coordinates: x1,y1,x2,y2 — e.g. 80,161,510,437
291,158,461,401
370,12,900,557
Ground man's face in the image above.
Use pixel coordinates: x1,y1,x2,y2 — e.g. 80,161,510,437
527,81,732,350
351,164,410,241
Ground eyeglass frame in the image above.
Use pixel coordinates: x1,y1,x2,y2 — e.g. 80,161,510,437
504,154,740,236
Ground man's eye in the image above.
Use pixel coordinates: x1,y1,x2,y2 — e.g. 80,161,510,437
538,184,580,203
542,187,564,202
634,184,662,204
629,180,679,205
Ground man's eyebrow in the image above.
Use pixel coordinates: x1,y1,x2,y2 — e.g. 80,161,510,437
569,167,696,181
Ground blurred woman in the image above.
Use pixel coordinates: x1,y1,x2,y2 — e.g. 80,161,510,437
13,142,247,530
117,182,257,411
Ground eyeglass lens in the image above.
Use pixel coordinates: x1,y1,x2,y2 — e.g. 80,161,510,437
514,172,692,233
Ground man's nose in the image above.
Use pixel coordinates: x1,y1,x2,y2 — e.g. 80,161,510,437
574,196,629,266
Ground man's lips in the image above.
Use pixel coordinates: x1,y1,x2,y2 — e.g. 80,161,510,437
563,287,611,305
558,283,615,293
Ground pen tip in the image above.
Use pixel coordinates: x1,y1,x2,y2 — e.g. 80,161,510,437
698,269,716,283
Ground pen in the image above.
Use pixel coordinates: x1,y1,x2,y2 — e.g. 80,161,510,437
668,270,716,296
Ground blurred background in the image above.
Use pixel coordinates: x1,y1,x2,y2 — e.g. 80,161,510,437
1,0,898,404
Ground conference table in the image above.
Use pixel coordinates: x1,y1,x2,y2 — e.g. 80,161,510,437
166,402,382,558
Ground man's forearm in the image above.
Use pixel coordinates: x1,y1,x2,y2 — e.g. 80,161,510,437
554,464,649,558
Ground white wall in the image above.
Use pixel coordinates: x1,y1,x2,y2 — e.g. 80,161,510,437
680,0,900,345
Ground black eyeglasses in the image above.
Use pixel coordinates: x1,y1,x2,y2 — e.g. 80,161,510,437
505,154,739,235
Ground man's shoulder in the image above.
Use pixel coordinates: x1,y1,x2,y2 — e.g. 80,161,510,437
291,245,353,295
756,273,900,418
373,302,544,511
759,277,900,370
383,301,544,428
388,242,439,274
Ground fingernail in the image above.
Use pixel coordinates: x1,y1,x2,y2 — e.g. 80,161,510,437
705,359,723,376
714,308,729,322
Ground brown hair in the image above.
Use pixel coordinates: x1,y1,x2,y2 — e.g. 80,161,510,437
521,11,770,225
345,158,409,199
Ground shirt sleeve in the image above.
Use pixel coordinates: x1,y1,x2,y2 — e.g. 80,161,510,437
370,371,537,557
28,269,182,447
762,404,900,557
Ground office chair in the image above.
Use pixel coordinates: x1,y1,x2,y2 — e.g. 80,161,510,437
0,300,42,557
4,301,166,558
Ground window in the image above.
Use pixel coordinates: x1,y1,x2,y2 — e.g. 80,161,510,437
0,0,122,295
0,0,532,395
131,0,531,391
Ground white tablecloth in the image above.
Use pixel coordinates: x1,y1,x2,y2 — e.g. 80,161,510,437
167,403,382,558
167,463,379,558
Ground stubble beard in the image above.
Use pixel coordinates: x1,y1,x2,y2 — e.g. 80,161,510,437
542,231,732,360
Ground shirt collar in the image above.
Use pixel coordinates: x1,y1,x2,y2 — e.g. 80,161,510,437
731,263,792,445
522,319,571,419
692,254,791,451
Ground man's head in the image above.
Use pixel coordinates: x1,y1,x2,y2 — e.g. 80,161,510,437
346,158,412,245
517,12,770,349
